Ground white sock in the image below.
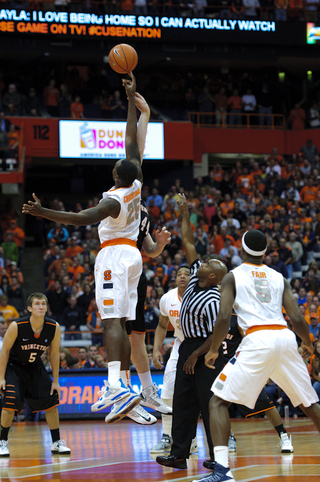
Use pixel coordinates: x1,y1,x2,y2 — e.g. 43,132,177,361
214,446,229,468
108,361,121,386
139,371,153,390
162,398,173,436
120,370,131,387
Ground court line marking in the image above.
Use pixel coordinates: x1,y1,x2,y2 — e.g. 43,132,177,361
6,457,99,470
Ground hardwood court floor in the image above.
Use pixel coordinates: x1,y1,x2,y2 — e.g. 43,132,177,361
0,417,319,481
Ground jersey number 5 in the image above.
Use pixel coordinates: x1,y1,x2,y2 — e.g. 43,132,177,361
126,198,140,226
254,279,271,303
29,352,37,363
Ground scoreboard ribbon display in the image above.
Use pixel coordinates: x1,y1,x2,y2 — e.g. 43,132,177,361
0,9,308,44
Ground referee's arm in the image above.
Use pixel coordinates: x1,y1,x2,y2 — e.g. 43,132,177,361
178,193,198,266
205,273,235,369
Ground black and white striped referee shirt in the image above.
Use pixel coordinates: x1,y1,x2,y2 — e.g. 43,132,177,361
180,259,220,338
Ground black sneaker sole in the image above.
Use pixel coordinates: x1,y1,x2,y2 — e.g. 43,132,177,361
0,454,10,457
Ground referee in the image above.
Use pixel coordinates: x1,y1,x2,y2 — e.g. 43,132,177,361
156,193,227,469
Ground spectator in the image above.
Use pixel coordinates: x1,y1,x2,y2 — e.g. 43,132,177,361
70,95,84,119
231,0,245,17
257,82,273,126
86,299,104,346
214,87,228,125
287,0,303,18
243,0,260,17
277,237,293,278
3,84,21,116
5,219,25,265
84,345,98,368
77,346,88,368
270,251,288,278
146,188,163,209
7,124,19,162
24,87,42,116
0,111,11,133
48,248,73,275
220,210,241,232
308,102,320,128
300,139,319,164
66,356,80,369
78,283,94,315
0,294,19,325
194,227,208,257
94,354,108,368
302,269,320,296
44,79,60,117
65,235,83,258
109,90,126,119
286,232,304,271
274,0,288,20
309,313,320,339
219,238,238,259
59,347,71,369
311,341,320,398
61,295,84,340
47,222,69,245
197,86,215,124
1,232,18,264
297,287,307,305
7,275,27,316
46,279,69,324
242,88,257,123
228,89,243,126
289,103,306,130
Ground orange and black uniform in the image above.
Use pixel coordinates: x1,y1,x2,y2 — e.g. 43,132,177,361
2,316,59,413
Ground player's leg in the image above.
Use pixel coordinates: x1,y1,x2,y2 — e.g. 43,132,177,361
0,410,14,457
45,407,70,454
299,403,320,432
104,318,141,424
0,364,24,457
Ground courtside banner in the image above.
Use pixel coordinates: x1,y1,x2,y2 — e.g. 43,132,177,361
59,120,164,160
0,10,307,45
57,371,164,414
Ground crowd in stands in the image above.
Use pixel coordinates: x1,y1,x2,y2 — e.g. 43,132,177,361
1,62,320,129
2,139,320,414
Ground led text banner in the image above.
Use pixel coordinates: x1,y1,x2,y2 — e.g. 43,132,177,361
57,371,164,414
307,23,320,44
59,120,164,159
0,9,307,44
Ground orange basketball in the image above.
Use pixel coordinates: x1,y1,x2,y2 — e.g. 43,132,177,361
108,44,138,74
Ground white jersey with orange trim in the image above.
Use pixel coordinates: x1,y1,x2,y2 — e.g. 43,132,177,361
232,262,286,335
159,287,184,343
98,179,142,243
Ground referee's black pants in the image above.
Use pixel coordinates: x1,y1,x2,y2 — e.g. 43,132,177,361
170,338,223,460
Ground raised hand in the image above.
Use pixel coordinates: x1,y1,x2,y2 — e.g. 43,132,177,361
22,193,44,217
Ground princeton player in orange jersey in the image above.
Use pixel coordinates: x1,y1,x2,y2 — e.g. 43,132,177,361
0,292,70,457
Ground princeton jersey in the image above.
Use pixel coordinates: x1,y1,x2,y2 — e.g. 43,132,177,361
98,179,142,243
9,316,57,364
137,201,150,251
159,287,184,342
223,313,242,364
232,262,286,335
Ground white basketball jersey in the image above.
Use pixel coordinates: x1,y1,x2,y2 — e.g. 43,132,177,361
98,179,141,243
159,287,184,342
232,262,286,335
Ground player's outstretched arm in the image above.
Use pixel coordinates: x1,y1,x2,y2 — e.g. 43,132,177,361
0,322,18,391
49,323,61,399
282,278,313,356
205,273,235,369
142,228,171,258
22,193,120,225
135,93,150,163
178,193,198,266
153,314,170,369
123,73,142,182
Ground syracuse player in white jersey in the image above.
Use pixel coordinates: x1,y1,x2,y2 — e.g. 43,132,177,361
193,229,320,482
22,73,144,422
151,266,200,454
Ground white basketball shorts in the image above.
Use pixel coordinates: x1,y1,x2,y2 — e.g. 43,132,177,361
212,328,319,409
95,244,142,321
161,338,181,399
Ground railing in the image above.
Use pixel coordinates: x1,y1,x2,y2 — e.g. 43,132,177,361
188,111,285,129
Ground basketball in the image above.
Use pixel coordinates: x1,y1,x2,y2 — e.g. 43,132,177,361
108,44,138,74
